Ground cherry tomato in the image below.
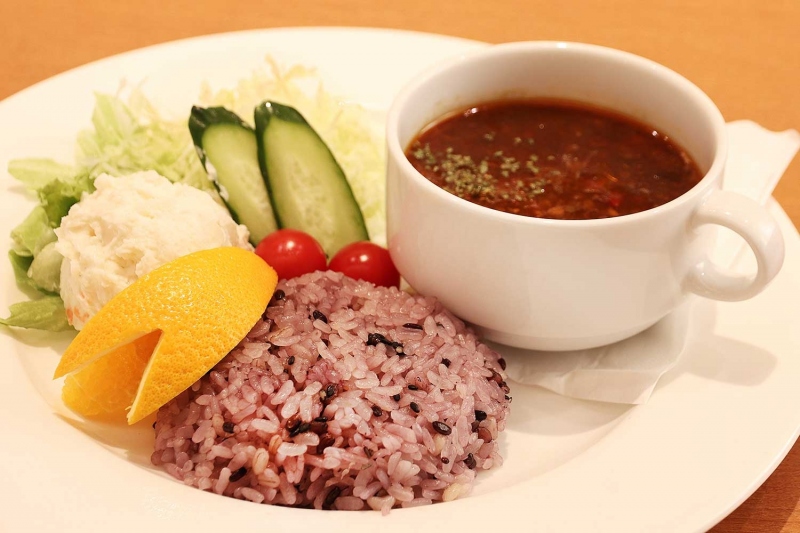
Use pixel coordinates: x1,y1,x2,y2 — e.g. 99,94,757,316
254,229,327,280
328,242,401,288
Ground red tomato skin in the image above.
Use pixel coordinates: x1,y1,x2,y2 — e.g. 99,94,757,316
328,242,401,288
254,229,327,280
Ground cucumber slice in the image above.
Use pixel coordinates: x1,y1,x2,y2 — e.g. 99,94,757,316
254,101,369,257
189,106,278,245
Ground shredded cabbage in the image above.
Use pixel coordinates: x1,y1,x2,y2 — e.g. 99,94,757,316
76,93,218,197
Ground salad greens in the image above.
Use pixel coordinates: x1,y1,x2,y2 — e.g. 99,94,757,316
199,59,386,242
3,59,386,333
10,205,57,258
6,167,93,331
0,296,70,332
4,91,216,332
76,93,218,198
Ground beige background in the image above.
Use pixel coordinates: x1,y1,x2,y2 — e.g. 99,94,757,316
1,0,798,530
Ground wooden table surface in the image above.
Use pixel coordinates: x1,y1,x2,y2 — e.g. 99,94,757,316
1,0,798,530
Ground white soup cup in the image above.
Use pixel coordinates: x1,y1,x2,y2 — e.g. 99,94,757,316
385,41,785,351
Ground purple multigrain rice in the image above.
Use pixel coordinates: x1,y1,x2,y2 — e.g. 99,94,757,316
152,270,510,511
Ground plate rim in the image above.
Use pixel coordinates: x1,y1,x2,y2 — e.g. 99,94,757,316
0,26,799,533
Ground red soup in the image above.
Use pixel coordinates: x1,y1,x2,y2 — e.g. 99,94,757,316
405,100,703,220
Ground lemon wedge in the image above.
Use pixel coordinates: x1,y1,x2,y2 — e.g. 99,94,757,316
53,247,277,424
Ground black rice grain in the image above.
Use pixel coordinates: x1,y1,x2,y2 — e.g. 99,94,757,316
230,467,248,482
317,434,336,454
432,421,452,435
464,453,477,470
289,422,311,437
324,486,342,509
310,420,328,434
367,333,387,346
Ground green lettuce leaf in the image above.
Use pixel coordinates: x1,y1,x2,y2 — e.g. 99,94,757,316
10,250,59,297
27,242,62,294
9,251,37,292
37,173,94,227
0,296,72,332
8,158,81,192
10,206,57,257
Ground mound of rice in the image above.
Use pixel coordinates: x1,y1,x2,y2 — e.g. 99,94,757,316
152,270,511,511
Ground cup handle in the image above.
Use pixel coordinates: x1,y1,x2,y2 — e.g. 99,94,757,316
686,190,785,301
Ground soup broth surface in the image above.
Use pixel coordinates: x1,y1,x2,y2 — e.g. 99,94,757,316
405,99,703,220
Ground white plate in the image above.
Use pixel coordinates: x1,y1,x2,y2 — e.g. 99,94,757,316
1,28,799,533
